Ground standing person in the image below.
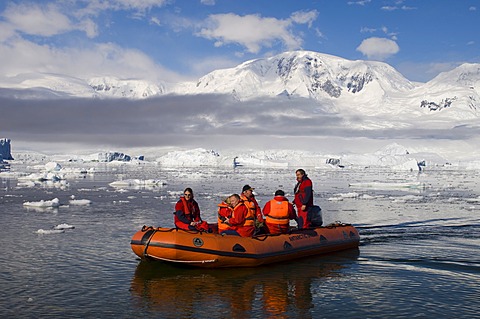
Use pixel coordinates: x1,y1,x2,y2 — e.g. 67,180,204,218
263,190,297,234
293,169,314,229
240,184,264,228
174,188,208,231
220,194,255,237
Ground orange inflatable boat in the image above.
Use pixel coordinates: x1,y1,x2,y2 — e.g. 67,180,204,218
131,223,360,268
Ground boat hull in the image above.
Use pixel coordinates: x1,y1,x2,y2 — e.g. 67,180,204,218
131,224,360,268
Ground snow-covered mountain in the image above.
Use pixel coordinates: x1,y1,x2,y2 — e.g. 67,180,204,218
182,51,416,101
0,50,479,120
175,51,479,120
0,73,164,99
88,77,165,98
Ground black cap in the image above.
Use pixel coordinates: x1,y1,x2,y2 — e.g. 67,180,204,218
242,184,254,192
274,189,285,196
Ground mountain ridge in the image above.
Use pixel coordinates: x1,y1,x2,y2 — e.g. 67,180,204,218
1,50,479,121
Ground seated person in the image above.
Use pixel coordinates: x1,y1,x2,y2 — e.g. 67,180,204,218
263,190,297,234
219,194,255,237
174,188,208,232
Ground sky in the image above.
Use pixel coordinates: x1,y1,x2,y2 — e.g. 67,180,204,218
0,0,478,84
1,0,480,157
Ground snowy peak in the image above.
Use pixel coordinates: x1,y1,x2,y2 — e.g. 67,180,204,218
88,77,165,98
429,63,480,88
411,63,480,116
0,73,165,99
192,51,415,100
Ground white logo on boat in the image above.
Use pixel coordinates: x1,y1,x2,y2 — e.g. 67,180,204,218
193,237,204,247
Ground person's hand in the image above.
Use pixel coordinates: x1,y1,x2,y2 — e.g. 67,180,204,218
301,205,307,211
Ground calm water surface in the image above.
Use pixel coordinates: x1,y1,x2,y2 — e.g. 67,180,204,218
1,164,479,318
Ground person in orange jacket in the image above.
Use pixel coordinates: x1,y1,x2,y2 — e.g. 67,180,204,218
263,189,297,234
174,188,208,232
217,197,231,234
240,184,265,233
240,184,263,222
220,194,255,237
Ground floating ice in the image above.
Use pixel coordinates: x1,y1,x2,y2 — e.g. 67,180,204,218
18,172,65,182
44,161,62,172
53,223,75,230
23,198,60,208
36,229,65,234
349,181,425,191
109,179,167,190
69,199,92,206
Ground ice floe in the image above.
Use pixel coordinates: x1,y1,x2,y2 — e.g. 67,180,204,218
23,198,60,208
53,223,75,230
69,199,92,205
109,179,167,189
37,229,65,234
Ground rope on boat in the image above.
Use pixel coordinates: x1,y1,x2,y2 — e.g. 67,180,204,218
142,228,157,258
325,221,351,228
149,255,217,264
141,225,178,233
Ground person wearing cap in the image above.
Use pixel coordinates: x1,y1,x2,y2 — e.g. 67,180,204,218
263,190,297,234
220,194,255,237
174,187,209,232
240,184,264,228
294,169,314,228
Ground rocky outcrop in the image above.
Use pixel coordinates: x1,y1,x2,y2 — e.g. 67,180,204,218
0,138,13,160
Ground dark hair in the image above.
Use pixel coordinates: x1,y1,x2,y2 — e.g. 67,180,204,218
184,187,194,197
242,184,253,192
296,169,306,176
274,189,285,196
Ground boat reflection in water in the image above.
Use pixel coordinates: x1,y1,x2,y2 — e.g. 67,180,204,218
130,248,359,318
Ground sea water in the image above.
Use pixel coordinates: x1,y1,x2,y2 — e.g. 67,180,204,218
0,164,479,318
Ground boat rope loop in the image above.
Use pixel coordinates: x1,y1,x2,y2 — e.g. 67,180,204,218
142,225,177,233
142,228,157,258
325,221,352,228
141,225,154,232
149,255,217,264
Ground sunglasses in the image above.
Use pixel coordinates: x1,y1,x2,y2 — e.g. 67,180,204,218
184,193,192,197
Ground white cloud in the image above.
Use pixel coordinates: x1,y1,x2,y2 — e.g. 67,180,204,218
381,5,416,11
2,2,75,37
0,21,16,42
197,13,298,53
80,0,168,14
187,55,240,77
200,0,216,5
356,37,399,60
196,11,318,54
348,0,372,6
360,27,377,33
150,16,161,26
381,6,397,11
290,10,318,28
1,2,98,38
0,38,183,82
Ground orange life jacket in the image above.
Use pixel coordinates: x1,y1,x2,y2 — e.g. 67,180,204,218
265,200,290,226
234,201,255,227
217,202,231,232
240,194,258,219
